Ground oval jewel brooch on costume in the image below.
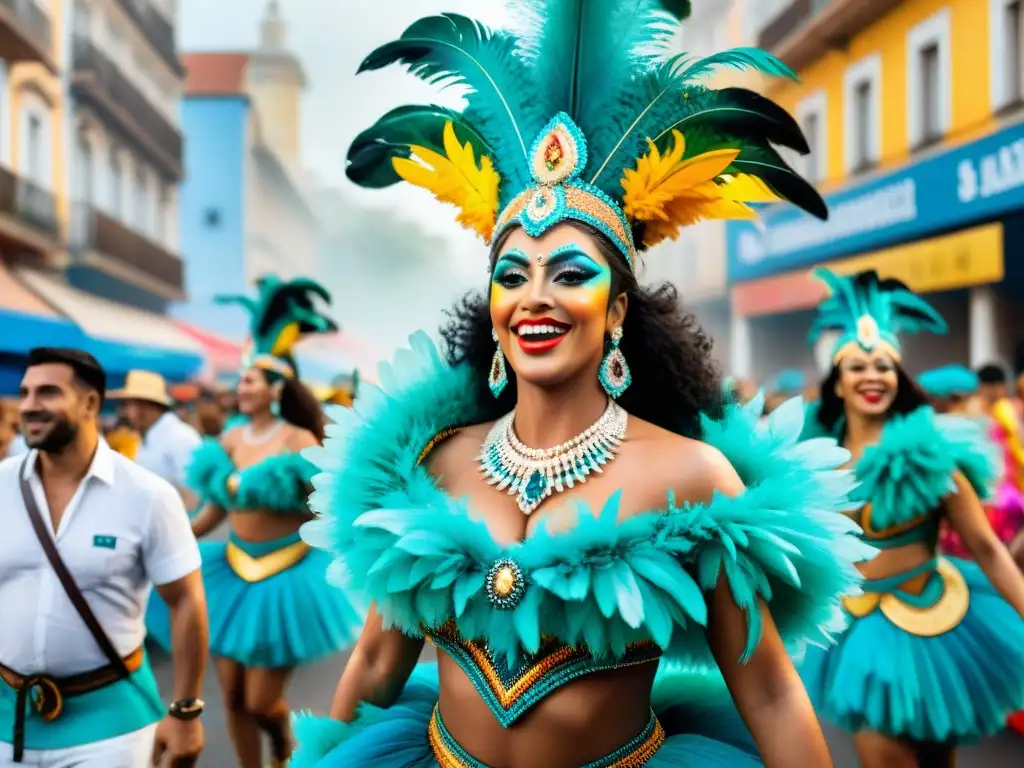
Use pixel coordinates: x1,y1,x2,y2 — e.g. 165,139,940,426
478,400,628,515
485,558,526,610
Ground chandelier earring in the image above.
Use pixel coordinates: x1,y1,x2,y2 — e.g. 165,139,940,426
488,328,508,398
599,326,632,399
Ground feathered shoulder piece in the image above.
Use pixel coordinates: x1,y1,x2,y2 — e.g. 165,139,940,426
853,406,999,530
301,333,869,668
185,438,235,509
809,268,947,365
346,0,827,269
216,274,337,380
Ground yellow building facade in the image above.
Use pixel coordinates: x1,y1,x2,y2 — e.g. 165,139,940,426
765,0,1002,192
3,0,66,245
726,0,1024,379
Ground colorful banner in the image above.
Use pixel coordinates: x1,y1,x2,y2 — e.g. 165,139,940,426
727,121,1024,282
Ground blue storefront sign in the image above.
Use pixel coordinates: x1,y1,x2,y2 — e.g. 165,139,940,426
727,121,1024,283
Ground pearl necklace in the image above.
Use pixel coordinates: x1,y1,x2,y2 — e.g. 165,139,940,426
478,400,628,515
241,419,284,445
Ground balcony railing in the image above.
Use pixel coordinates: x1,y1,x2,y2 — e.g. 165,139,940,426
70,203,184,296
0,0,53,67
71,37,183,182
0,164,59,242
115,0,184,76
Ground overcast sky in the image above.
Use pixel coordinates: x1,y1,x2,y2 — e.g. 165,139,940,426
179,0,517,358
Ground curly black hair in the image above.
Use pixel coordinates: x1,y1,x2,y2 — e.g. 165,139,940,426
815,363,929,435
438,221,725,438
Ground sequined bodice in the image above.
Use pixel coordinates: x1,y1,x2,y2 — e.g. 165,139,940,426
425,622,662,727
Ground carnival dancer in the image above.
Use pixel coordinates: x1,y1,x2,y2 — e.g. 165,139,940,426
287,2,877,766
798,269,1024,768
147,276,363,768
0,348,207,767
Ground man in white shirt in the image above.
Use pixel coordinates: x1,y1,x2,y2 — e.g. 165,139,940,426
0,347,208,767
108,370,202,510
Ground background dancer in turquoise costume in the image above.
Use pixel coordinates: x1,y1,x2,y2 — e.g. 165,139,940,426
799,268,1024,768
288,2,875,765
148,275,363,768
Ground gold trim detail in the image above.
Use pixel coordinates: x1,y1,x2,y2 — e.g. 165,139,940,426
841,558,970,637
225,540,310,582
427,704,666,767
857,503,930,540
417,428,462,467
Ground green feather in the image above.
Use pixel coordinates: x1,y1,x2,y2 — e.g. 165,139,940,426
729,144,828,220
651,87,810,154
346,104,494,189
358,14,543,192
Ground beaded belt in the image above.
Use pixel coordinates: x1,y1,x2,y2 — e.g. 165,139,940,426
427,704,665,767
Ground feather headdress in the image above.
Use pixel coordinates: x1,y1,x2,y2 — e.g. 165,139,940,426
809,268,947,364
216,274,337,380
346,0,827,270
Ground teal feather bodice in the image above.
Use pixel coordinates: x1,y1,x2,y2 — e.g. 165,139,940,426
301,333,870,717
848,407,999,546
186,438,317,514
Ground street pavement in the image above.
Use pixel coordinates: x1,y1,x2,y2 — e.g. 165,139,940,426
150,645,1023,767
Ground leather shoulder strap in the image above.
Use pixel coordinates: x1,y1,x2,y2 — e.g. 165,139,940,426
19,457,131,679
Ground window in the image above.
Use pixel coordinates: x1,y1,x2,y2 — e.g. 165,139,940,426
76,132,93,204
853,82,873,168
108,151,123,216
919,44,941,140
907,8,950,148
134,169,147,232
204,208,221,228
843,54,881,173
26,115,42,183
795,90,827,185
995,0,1024,108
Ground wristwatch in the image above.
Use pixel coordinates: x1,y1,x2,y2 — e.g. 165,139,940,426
168,698,205,721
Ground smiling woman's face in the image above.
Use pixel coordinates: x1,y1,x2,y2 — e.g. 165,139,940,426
836,349,899,418
489,224,627,391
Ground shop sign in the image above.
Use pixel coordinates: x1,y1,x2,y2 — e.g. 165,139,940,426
727,121,1024,282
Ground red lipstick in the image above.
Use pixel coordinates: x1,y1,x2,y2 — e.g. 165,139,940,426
513,318,571,355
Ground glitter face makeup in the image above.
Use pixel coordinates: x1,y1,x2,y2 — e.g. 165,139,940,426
490,224,619,390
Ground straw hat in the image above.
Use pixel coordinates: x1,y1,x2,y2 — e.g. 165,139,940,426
107,370,172,407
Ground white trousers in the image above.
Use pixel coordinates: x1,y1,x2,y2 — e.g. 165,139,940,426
0,724,157,768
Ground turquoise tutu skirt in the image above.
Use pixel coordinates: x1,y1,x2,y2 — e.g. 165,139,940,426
800,556,1024,743
147,533,363,667
290,663,763,767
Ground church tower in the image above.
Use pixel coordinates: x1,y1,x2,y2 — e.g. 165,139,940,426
245,0,306,166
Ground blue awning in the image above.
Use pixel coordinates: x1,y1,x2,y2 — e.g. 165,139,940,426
9,268,204,384
0,308,89,354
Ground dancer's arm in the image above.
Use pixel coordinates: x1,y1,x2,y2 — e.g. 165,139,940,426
329,604,425,721
687,446,833,768
947,471,1024,618
190,503,227,538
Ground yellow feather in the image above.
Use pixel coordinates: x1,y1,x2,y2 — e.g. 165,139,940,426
621,130,739,223
391,122,500,241
715,173,782,203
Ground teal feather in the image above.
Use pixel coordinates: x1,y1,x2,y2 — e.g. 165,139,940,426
236,453,318,513
853,407,1000,530
673,47,797,83
358,13,544,194
302,333,870,669
185,438,234,509
346,104,494,189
